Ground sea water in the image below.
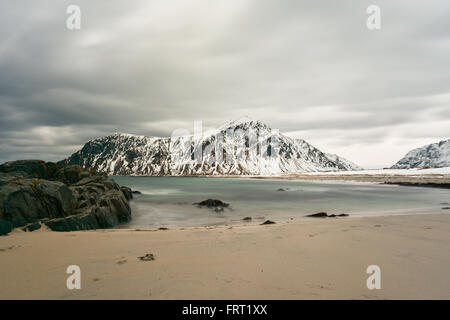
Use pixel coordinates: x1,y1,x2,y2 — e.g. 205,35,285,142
112,177,449,228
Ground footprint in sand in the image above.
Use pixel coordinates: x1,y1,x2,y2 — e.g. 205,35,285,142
117,260,127,265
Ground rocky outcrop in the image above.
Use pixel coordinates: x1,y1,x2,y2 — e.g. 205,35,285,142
260,220,276,225
0,219,12,236
0,160,133,235
305,212,349,218
193,199,230,208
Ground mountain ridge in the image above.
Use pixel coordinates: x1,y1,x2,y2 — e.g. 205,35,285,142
60,119,362,175
392,139,450,169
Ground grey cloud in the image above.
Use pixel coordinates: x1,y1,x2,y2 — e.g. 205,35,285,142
0,0,450,168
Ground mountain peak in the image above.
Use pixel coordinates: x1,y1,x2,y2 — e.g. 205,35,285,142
218,117,269,131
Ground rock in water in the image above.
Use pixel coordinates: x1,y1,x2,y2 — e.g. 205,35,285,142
193,199,230,208
306,212,349,218
260,220,276,225
306,212,329,218
120,186,133,201
0,160,133,235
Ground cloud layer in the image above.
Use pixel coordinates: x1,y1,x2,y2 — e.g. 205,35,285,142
1,0,450,168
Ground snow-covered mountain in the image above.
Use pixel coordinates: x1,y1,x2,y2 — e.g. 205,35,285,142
325,153,363,171
392,139,450,169
60,119,362,175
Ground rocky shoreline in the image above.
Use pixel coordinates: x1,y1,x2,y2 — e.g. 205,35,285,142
0,160,136,236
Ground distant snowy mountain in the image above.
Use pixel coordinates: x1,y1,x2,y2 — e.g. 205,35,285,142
392,139,450,169
60,119,362,175
325,153,363,171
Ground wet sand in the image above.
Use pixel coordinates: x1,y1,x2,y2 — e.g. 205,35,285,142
1,213,449,299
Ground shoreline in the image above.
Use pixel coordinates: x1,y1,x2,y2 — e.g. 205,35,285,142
1,212,449,299
111,171,450,189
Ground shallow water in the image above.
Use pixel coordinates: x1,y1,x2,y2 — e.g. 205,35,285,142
112,177,449,228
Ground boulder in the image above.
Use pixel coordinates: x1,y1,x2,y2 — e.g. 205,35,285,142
305,212,349,218
0,219,12,236
0,160,133,234
45,212,100,231
120,186,133,201
0,160,59,180
22,222,41,232
0,179,77,227
306,212,328,218
193,199,230,208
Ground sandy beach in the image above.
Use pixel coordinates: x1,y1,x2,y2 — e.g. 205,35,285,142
1,213,449,300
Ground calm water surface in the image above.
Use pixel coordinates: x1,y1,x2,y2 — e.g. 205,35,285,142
112,177,449,228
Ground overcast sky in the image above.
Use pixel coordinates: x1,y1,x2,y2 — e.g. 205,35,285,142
1,0,449,168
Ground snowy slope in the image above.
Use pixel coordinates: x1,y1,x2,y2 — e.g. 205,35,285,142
60,119,362,175
325,153,363,171
392,139,450,169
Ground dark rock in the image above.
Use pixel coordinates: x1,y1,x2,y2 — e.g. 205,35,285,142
306,212,328,218
45,213,100,231
306,212,349,218
0,160,98,185
120,186,133,201
193,199,229,208
138,253,155,261
0,160,59,180
0,179,77,227
260,220,276,225
132,190,142,195
158,227,169,230
384,182,450,189
277,188,286,192
328,214,349,217
22,222,41,232
442,207,450,210
0,160,133,233
0,219,12,236
242,217,252,221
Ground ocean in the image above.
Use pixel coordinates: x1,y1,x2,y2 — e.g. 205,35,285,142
112,176,449,228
